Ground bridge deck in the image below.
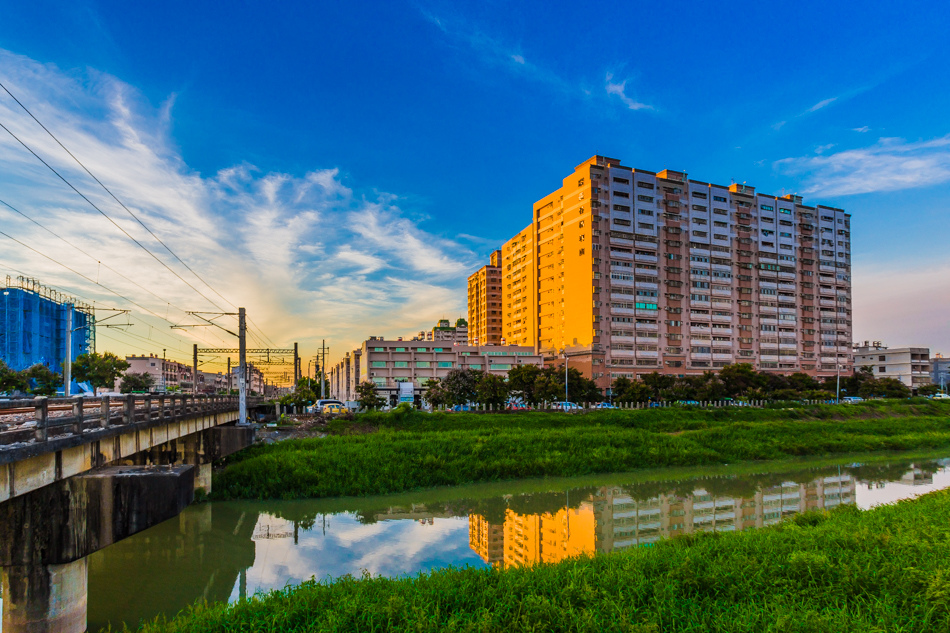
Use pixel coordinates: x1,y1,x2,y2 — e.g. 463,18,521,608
0,394,260,503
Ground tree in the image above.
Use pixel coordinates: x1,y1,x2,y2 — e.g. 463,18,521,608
918,384,940,397
120,372,154,393
72,352,130,395
0,360,28,394
475,373,509,409
641,372,676,400
859,377,911,399
423,378,450,408
718,363,760,398
26,364,62,396
612,376,652,404
355,381,386,411
442,368,481,406
507,364,543,405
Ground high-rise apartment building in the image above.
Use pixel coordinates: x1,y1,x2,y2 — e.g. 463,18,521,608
476,156,853,390
467,250,503,345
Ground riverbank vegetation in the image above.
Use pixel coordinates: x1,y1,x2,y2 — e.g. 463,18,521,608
139,488,950,632
212,399,950,500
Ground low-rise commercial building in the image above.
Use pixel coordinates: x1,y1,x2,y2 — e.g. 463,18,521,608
853,341,932,389
330,337,543,405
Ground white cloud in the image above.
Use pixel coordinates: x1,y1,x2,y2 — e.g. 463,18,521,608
605,73,653,111
806,97,837,113
774,134,950,196
815,143,835,154
853,126,870,133
0,49,477,373
510,54,525,65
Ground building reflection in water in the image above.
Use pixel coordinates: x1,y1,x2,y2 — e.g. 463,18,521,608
469,472,856,568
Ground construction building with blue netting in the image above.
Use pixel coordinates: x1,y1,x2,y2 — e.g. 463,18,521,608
0,276,95,382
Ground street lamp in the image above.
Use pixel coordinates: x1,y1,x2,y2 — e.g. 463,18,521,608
561,348,568,403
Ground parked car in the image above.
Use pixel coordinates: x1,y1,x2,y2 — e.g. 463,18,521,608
552,401,582,411
309,399,343,413
840,396,864,404
677,400,701,406
323,403,345,414
451,404,471,412
931,393,950,400
592,402,617,409
506,403,531,411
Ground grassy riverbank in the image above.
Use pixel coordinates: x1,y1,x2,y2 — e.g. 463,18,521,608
212,400,950,500
139,488,950,632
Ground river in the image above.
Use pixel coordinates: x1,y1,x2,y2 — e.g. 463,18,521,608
86,451,950,631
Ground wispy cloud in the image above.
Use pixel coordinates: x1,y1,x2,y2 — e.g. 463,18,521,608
853,126,870,133
419,7,655,113
805,97,838,113
0,49,477,368
774,135,950,196
604,73,653,111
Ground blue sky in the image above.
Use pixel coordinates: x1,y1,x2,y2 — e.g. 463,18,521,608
1,0,948,371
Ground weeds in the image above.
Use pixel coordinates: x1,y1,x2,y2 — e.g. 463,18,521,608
212,401,950,500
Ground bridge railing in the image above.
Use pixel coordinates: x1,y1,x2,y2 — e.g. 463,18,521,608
0,394,262,446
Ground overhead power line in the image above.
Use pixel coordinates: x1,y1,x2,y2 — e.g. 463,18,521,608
0,80,238,311
0,81,281,353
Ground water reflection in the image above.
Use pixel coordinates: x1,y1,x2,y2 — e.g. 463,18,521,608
86,455,950,631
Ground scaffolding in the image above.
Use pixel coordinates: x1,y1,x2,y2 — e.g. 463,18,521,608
0,275,95,371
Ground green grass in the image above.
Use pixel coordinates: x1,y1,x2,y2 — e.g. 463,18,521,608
212,400,950,500
136,488,950,632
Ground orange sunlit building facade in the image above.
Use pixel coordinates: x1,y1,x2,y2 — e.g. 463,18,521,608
466,155,853,391
467,250,503,346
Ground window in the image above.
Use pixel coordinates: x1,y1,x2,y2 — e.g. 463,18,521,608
638,209,654,216
692,191,708,199
761,204,774,211
373,347,385,352
370,361,387,368
879,366,886,373
437,361,453,368
490,364,512,370
394,347,407,352
713,195,727,202
394,361,409,368
637,195,653,203
638,181,655,189
433,348,443,352
613,177,630,185
779,208,792,214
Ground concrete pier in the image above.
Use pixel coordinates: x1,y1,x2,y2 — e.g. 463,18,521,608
0,465,195,633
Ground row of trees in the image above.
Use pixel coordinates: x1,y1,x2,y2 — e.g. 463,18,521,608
609,364,922,403
351,363,936,411
0,353,162,396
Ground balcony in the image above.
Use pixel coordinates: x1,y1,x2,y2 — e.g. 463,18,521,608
711,288,732,297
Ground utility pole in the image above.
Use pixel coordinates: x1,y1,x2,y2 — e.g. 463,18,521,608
238,307,247,424
835,357,841,403
227,357,231,393
193,343,199,395
64,304,73,397
294,342,299,385
320,339,327,399
161,348,166,393
564,350,569,403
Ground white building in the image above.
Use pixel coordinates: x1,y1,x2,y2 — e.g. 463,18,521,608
853,341,932,389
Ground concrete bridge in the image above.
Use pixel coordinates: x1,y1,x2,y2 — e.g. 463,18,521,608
0,394,259,632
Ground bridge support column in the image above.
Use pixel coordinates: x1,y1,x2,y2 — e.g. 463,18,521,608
1,559,88,633
0,466,195,633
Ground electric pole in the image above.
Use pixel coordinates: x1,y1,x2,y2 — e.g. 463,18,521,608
294,342,299,385
238,307,247,424
193,343,199,395
227,357,231,393
319,339,328,399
